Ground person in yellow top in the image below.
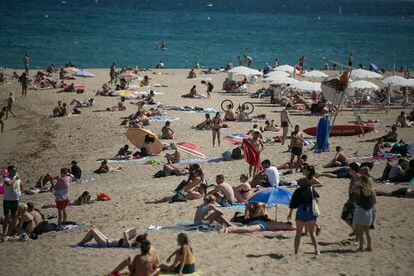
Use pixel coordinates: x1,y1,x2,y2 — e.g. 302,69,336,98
161,233,196,275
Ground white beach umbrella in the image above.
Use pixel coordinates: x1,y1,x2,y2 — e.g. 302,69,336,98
269,76,298,85
382,76,409,86
228,66,262,76
264,71,290,78
290,81,322,92
302,70,328,78
406,79,414,87
274,64,295,73
351,69,382,79
349,80,379,90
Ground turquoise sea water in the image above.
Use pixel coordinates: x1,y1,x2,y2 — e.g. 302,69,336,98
0,0,413,69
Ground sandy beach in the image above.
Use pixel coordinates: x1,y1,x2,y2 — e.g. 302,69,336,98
0,68,413,276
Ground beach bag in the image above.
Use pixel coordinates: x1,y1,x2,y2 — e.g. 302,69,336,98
154,170,168,178
170,190,187,203
97,192,112,201
232,147,243,160
311,187,320,216
222,151,232,161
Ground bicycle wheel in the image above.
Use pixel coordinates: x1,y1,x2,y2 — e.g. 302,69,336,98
242,102,255,114
221,99,234,111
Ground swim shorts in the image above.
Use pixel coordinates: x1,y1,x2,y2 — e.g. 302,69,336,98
56,199,69,211
291,146,303,156
3,200,19,217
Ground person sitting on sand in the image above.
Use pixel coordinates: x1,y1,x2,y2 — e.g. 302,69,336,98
259,120,277,132
182,85,198,98
373,138,385,157
117,97,127,111
160,233,196,275
187,69,197,79
64,83,75,92
111,239,159,276
391,159,414,183
70,98,94,108
194,195,232,227
323,146,348,168
117,145,132,158
161,121,175,139
78,228,140,248
140,75,150,86
156,60,165,69
16,203,35,235
224,104,236,121
95,83,111,96
94,160,121,174
192,113,211,130
34,172,57,192
206,175,236,206
237,105,251,122
165,143,181,164
27,202,44,226
382,126,398,142
52,101,63,117
233,174,252,203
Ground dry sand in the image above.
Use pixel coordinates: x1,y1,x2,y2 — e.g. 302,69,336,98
0,68,413,276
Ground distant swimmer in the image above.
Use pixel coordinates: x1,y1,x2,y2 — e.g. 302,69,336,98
156,42,167,50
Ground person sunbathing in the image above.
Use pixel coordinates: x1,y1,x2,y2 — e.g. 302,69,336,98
233,174,252,203
194,195,232,226
224,104,236,121
78,228,140,248
93,160,121,174
375,188,414,198
17,203,35,235
165,143,181,164
70,98,94,108
323,146,348,168
161,121,175,139
145,169,206,203
373,138,385,157
182,85,198,98
206,175,236,206
160,233,196,275
260,120,280,132
187,69,197,79
192,113,211,130
34,172,57,192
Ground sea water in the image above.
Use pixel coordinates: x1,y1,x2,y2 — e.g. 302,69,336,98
0,0,413,69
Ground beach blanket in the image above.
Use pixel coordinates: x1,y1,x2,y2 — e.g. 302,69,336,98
178,157,223,164
184,108,218,114
242,139,262,173
149,116,180,122
98,157,148,163
216,203,245,209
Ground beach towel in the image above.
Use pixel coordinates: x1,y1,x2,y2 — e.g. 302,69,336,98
149,116,180,122
73,244,141,249
242,139,262,173
99,157,148,163
178,157,223,164
224,134,250,145
216,203,246,209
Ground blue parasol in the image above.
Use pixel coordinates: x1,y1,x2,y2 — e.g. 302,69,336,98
247,187,292,206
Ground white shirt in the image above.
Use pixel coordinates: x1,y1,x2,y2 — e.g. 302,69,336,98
264,166,280,187
3,176,21,201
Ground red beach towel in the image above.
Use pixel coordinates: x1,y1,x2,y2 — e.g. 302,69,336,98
241,139,262,172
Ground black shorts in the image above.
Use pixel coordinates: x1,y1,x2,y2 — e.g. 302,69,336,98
281,121,289,128
291,146,302,156
3,200,19,217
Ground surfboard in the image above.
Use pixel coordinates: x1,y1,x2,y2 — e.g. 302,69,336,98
126,128,163,154
303,125,374,137
315,117,330,151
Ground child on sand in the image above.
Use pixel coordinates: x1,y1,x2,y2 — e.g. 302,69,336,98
54,168,71,225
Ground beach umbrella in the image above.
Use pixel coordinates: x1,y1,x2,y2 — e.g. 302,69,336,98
247,187,293,206
406,79,414,87
349,80,379,90
269,76,298,85
111,90,138,99
229,66,262,76
274,64,295,73
73,70,95,77
351,69,382,79
118,73,142,81
264,71,290,78
65,66,80,72
302,70,328,78
382,76,410,87
126,128,163,155
176,142,208,159
290,80,322,92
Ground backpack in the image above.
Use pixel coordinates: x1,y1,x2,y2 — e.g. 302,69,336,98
154,170,168,178
222,151,232,161
232,147,243,159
